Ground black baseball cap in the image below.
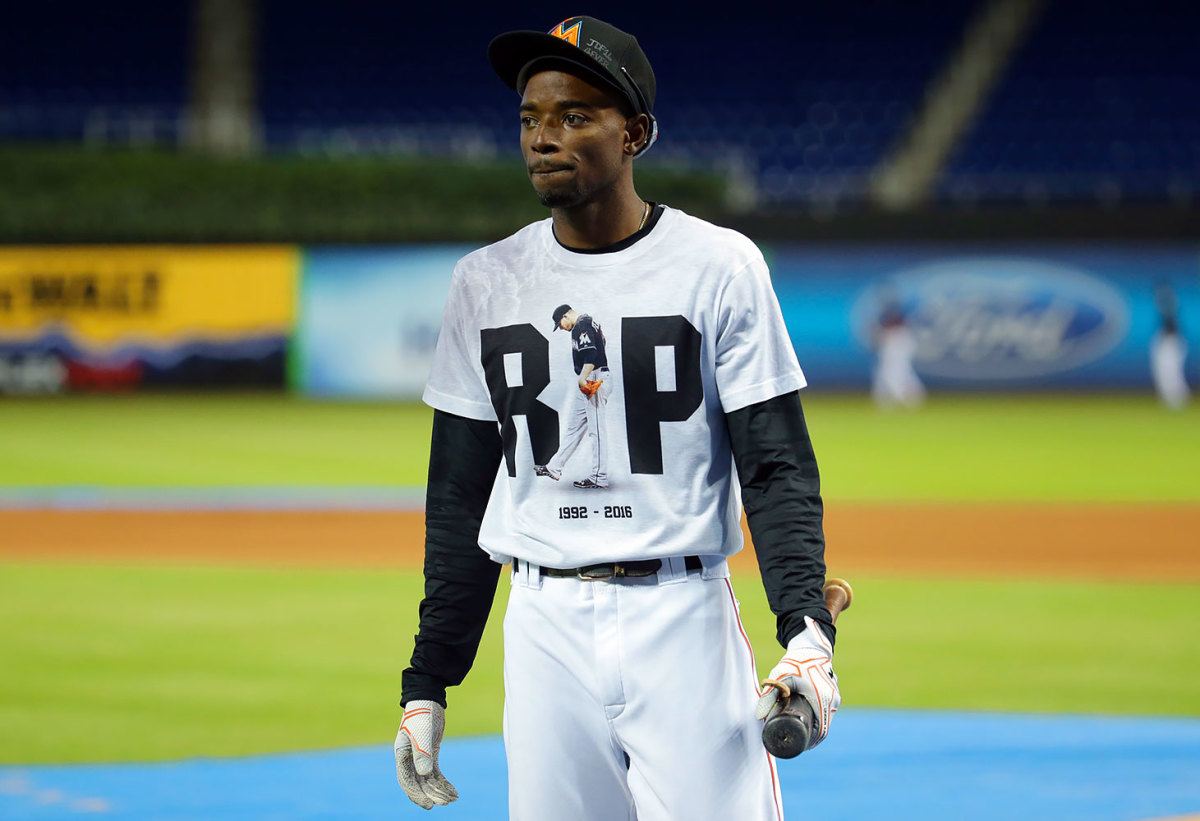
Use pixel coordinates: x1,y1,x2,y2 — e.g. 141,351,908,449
551,303,572,331
488,16,659,156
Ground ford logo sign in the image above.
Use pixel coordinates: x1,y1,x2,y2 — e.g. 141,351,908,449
852,259,1130,380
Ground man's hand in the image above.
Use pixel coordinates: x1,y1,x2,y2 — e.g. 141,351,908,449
579,379,602,398
395,700,457,809
755,616,840,749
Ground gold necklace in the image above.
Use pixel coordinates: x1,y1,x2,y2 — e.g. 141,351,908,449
637,201,651,231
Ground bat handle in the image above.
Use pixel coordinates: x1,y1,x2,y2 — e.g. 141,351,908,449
822,577,853,622
762,694,815,759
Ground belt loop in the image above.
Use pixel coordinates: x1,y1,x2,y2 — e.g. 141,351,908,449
516,559,543,590
700,557,729,581
657,556,688,586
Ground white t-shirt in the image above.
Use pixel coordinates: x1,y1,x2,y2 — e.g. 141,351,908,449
423,206,806,567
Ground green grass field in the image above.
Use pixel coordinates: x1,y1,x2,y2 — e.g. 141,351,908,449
2,564,1197,763
2,393,1198,764
3,393,1199,500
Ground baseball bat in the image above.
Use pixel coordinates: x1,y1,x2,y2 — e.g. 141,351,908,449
760,578,853,759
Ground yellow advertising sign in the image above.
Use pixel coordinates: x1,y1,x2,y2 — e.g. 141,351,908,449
0,246,299,349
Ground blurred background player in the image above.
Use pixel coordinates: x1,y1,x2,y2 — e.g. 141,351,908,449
871,293,925,408
1151,283,1189,409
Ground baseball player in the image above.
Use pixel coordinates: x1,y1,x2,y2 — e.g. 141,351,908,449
1151,283,1189,409
871,294,925,408
535,303,612,488
396,16,840,820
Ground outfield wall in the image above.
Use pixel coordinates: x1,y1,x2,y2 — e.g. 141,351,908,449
1,243,1195,396
0,246,298,393
771,245,1199,389
293,246,475,398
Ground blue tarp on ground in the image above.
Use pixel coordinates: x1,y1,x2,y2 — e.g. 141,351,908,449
3,709,1199,820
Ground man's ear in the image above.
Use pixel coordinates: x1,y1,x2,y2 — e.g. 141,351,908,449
625,113,651,156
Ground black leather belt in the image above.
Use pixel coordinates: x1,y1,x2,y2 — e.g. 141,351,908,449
537,556,702,580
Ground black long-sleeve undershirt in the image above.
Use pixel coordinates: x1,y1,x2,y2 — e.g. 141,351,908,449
726,391,835,648
401,410,503,708
401,391,833,705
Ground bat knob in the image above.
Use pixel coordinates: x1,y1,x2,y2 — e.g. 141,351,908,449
762,698,816,759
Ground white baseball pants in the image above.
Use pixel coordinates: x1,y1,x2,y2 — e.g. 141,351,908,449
546,372,612,485
1151,333,1190,409
503,559,784,821
872,328,924,408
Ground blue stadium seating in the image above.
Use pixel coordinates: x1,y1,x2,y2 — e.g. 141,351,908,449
0,2,188,142
255,2,975,204
4,1,1196,206
938,0,1200,204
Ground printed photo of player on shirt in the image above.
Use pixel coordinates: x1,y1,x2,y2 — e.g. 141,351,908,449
534,303,612,488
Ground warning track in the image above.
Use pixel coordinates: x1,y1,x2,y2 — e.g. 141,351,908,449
2,503,1197,581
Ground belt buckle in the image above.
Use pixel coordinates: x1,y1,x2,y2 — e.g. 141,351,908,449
577,563,620,581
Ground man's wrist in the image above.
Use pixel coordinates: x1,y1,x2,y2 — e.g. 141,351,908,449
780,612,836,650
400,692,447,709
401,669,449,708
783,615,835,656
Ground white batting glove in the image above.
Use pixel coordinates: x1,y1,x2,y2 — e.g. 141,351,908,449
395,700,458,810
755,616,841,749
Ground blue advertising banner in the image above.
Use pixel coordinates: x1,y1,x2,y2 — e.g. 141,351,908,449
767,244,1199,389
293,243,1198,398
296,247,473,398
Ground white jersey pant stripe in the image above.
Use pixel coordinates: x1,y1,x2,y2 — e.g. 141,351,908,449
502,563,784,821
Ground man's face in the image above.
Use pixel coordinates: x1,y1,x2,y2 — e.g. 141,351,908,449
520,70,632,208
559,314,576,331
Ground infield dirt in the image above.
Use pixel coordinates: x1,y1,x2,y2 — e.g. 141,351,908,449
2,504,1197,580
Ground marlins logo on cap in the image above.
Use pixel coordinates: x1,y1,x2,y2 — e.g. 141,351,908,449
549,20,581,46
